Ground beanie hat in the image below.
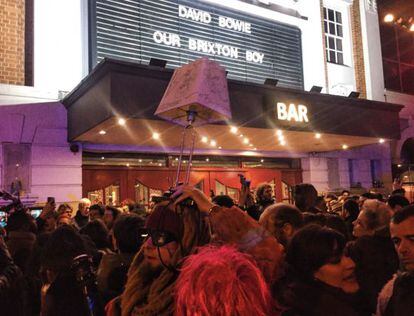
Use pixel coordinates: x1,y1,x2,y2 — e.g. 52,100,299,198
146,203,181,240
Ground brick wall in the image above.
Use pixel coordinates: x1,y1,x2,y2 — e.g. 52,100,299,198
351,0,367,99
0,0,25,85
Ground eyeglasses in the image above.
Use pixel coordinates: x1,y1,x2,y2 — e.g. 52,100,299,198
149,229,176,247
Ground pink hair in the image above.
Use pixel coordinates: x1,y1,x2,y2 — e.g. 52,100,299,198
175,245,277,316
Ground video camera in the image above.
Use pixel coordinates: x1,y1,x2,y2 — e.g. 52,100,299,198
72,254,103,315
238,174,251,188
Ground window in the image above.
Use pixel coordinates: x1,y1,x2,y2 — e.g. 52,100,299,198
3,143,31,194
324,7,344,65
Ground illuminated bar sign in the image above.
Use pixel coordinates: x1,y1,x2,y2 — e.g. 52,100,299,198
89,0,303,88
276,102,309,123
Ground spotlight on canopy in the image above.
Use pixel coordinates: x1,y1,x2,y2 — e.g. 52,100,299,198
155,57,232,185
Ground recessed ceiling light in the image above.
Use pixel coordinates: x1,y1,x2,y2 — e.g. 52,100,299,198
379,138,385,144
15,163,19,167
239,134,244,138
138,159,142,162
230,126,238,134
218,146,222,149
315,133,321,139
101,156,105,160
152,132,160,140
201,136,208,143
397,164,402,168
210,140,217,147
206,158,209,162
254,147,257,150
342,144,348,150
126,163,130,167
260,159,264,163
99,130,106,135
249,144,253,147
158,163,162,166
118,118,126,126
175,157,179,161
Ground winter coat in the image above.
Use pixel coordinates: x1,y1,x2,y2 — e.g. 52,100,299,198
281,280,366,316
377,272,414,316
347,228,399,314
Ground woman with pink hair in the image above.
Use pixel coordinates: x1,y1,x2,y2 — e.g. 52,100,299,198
175,245,278,316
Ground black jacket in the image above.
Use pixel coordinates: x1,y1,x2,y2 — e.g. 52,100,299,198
74,211,89,230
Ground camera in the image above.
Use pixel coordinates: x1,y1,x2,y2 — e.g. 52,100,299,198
238,174,251,187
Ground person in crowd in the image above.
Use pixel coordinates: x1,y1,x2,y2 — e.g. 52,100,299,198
117,200,211,315
315,196,328,213
358,192,373,208
339,190,350,202
89,204,105,221
56,212,72,227
6,210,37,273
240,183,275,220
212,194,235,208
80,219,112,254
114,185,283,316
24,233,51,316
237,183,274,221
104,206,121,230
97,214,146,303
294,183,319,213
341,199,360,239
73,198,91,230
40,225,100,316
259,203,303,247
391,188,406,197
347,199,399,314
377,205,414,315
56,203,73,216
36,201,58,234
127,203,147,217
278,224,362,316
0,235,23,316
302,212,326,227
325,214,350,241
387,194,410,214
175,245,278,316
325,193,338,212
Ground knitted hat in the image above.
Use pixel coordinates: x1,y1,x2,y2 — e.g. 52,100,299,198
146,203,181,240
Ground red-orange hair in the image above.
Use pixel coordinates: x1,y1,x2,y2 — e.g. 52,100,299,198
175,245,276,316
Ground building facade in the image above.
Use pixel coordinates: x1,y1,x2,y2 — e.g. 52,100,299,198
0,0,413,205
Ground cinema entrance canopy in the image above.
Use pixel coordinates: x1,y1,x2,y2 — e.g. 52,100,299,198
63,58,403,156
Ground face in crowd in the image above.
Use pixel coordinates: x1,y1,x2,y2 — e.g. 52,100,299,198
352,210,372,238
287,225,359,294
390,215,414,273
314,250,359,294
79,200,91,217
262,186,273,201
143,230,178,269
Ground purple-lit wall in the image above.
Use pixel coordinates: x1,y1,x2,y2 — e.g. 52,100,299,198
0,102,82,204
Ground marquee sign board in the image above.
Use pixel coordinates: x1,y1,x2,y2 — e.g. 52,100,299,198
89,0,304,88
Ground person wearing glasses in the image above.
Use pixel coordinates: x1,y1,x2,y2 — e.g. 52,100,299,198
110,185,283,316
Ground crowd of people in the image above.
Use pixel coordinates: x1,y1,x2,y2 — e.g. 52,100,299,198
0,181,413,316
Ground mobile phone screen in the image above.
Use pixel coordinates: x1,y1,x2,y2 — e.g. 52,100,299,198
0,212,7,228
30,209,42,219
